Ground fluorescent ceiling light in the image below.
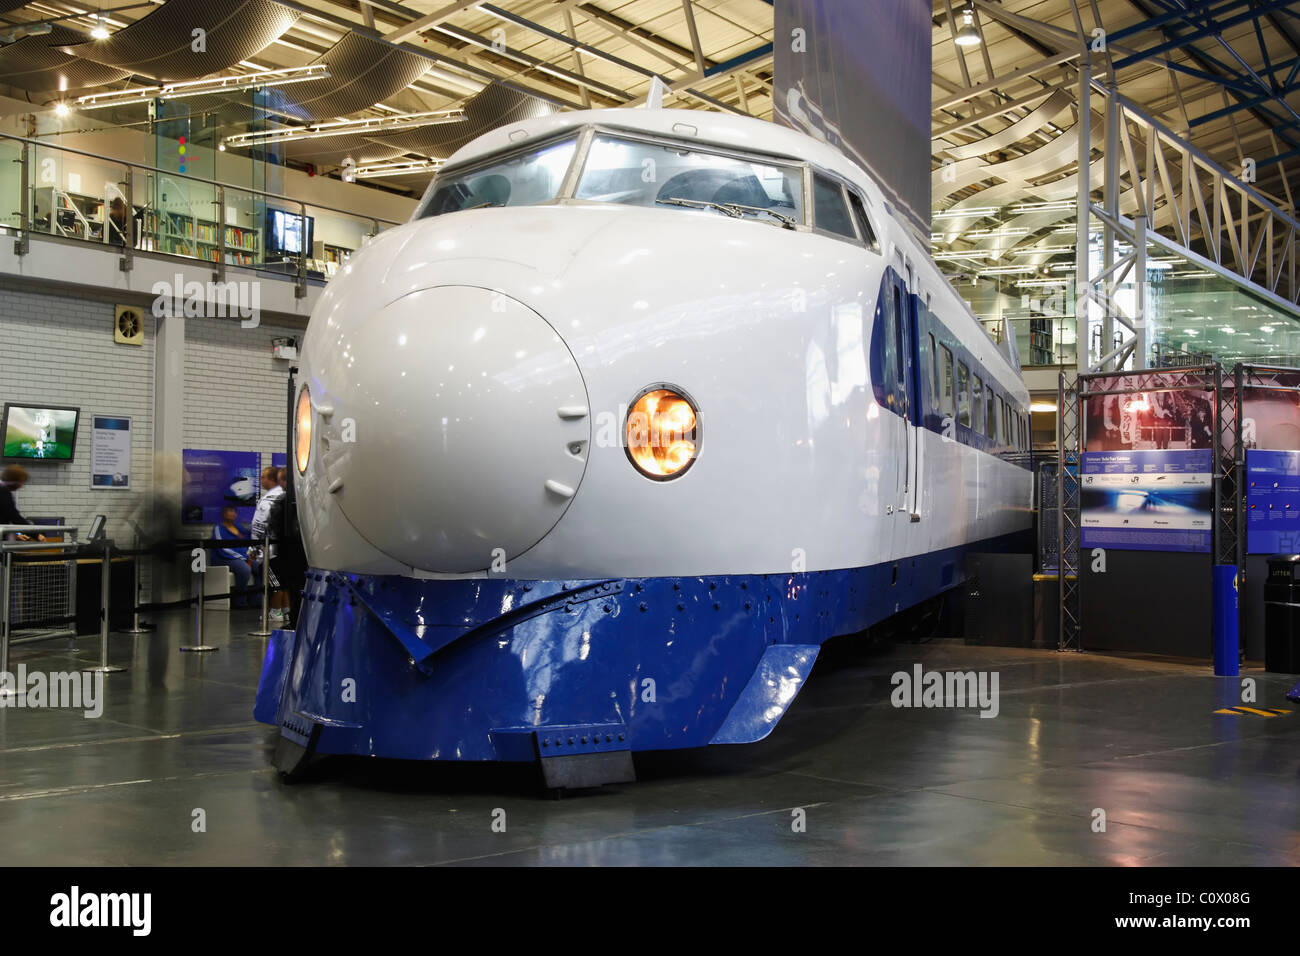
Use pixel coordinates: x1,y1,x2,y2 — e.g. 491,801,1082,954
75,64,330,110
354,159,445,179
934,206,997,220
222,109,465,147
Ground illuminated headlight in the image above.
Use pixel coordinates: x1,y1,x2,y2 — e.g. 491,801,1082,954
625,385,700,479
295,386,312,474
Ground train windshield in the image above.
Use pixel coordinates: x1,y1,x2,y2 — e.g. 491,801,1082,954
575,134,803,227
417,137,578,218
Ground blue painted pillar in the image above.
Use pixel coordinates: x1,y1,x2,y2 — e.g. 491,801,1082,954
1212,564,1239,676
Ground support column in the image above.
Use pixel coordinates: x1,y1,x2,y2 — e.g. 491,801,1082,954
1134,214,1148,368
1103,80,1121,371
1075,58,1092,379
152,311,185,602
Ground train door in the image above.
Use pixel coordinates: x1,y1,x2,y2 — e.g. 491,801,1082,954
894,256,922,521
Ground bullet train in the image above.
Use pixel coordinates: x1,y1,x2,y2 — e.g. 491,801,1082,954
255,107,1034,787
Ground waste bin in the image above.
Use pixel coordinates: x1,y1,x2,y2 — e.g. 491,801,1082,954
1263,555,1300,673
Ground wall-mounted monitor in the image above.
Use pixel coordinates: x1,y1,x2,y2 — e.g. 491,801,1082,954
266,208,315,258
1,404,80,461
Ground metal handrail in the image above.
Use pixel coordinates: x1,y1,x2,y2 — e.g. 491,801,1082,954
0,524,79,543
0,129,405,228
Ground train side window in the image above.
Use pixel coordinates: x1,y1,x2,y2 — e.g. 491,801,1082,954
986,388,997,440
813,174,856,239
940,345,955,417
928,333,939,407
846,190,879,251
1001,398,1010,445
882,287,900,404
972,374,985,435
957,361,971,427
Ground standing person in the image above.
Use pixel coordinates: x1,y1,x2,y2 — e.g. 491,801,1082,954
212,505,254,608
0,465,41,541
269,467,308,629
250,466,288,621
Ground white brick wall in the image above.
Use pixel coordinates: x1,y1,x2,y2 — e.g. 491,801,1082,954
183,315,302,461
0,282,155,547
0,278,308,604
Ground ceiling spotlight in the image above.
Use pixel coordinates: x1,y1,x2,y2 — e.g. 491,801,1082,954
90,16,111,40
955,5,982,47
217,141,226,151
54,102,70,118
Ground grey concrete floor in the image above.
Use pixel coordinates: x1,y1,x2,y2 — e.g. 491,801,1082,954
0,608,1297,866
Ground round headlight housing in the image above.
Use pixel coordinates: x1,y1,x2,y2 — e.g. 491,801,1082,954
295,386,312,474
625,385,700,480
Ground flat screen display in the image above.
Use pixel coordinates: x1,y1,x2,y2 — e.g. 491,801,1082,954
267,209,314,256
2,404,80,461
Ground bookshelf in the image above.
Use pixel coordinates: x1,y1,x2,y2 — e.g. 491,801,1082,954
141,209,260,266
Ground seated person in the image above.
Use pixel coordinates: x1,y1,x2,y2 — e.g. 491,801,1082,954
212,505,254,608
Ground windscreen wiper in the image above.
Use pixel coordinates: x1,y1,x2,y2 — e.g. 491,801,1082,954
655,197,744,218
656,197,796,228
718,202,798,229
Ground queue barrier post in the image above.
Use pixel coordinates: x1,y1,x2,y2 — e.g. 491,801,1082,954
0,549,17,698
87,538,125,674
181,543,218,653
122,534,148,634
248,546,272,637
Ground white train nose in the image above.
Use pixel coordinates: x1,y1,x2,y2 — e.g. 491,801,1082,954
323,286,590,573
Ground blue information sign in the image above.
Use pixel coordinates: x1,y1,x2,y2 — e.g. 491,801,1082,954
1081,448,1213,553
1245,449,1300,554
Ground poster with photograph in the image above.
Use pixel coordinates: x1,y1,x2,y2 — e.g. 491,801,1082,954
181,449,261,525
90,415,131,488
1245,449,1300,554
1241,370,1300,451
1081,449,1213,553
1085,385,1214,453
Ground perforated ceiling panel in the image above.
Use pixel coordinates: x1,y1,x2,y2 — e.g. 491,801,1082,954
0,26,130,94
365,83,554,160
274,34,430,122
63,0,298,82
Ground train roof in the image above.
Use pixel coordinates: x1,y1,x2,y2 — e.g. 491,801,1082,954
444,107,889,210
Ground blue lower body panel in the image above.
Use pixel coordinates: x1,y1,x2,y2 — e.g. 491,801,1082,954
256,534,1026,765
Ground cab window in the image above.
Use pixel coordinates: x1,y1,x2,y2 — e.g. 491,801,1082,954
846,190,879,250
813,174,855,238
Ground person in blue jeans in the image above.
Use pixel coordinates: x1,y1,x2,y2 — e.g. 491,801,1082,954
212,506,254,608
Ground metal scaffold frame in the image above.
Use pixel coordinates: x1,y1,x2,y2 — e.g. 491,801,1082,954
1057,370,1082,651
1067,363,1246,657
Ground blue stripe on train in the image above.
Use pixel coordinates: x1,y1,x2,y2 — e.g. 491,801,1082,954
255,529,1031,762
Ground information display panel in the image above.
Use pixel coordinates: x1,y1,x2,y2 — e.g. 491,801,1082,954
1245,448,1300,554
1081,449,1213,553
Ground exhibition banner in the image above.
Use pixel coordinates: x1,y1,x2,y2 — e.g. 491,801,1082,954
89,415,131,488
181,449,261,524
1246,449,1300,554
774,0,930,235
1081,449,1213,553
1084,385,1214,452
1240,370,1300,450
